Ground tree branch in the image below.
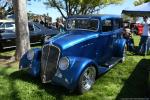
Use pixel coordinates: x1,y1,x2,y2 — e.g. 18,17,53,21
50,0,66,19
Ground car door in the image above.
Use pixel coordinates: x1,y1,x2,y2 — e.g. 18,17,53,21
0,22,16,48
0,29,16,48
29,23,42,44
113,18,123,37
96,18,114,64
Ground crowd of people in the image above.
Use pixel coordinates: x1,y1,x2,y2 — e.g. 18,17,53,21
33,15,65,33
138,16,150,56
123,16,150,56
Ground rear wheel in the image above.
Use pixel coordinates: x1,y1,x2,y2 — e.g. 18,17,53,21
77,65,96,94
120,45,127,63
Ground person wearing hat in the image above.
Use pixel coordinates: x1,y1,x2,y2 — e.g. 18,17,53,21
138,16,150,56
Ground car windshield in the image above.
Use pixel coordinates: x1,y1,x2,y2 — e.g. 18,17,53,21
5,22,15,27
67,18,99,31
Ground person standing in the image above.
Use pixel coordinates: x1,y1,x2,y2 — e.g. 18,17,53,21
56,18,65,33
138,16,150,56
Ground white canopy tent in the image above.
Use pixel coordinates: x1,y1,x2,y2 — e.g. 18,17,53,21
122,2,150,16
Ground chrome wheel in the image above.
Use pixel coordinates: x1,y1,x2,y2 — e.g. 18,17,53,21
78,66,96,94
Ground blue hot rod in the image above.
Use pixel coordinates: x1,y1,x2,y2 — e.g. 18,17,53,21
19,15,126,94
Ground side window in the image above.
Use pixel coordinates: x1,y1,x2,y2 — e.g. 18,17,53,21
120,19,123,28
0,23,5,29
29,23,41,33
114,19,123,30
34,25,41,32
114,19,120,29
102,19,112,32
5,22,14,28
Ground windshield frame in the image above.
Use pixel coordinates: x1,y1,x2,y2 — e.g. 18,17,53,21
66,18,100,32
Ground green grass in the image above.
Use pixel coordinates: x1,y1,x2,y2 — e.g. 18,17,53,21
0,35,150,100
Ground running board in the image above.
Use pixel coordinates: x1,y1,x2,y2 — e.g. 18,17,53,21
101,57,122,68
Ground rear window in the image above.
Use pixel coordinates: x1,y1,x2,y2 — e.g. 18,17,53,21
102,19,113,32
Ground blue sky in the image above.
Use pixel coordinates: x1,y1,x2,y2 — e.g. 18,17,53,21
27,0,136,22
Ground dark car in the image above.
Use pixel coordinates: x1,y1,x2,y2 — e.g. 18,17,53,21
0,22,59,50
19,15,126,94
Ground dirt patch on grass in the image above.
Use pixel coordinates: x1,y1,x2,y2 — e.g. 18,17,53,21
0,56,18,69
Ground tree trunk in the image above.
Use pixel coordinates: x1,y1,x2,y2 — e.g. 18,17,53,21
13,0,30,61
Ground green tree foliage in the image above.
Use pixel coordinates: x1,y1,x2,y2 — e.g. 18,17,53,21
0,0,13,19
44,0,124,18
134,0,150,6
0,0,40,19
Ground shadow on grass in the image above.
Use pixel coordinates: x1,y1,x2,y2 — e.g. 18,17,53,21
0,66,20,100
0,66,11,76
0,44,41,61
116,59,150,99
0,53,12,61
0,43,41,52
0,48,15,52
0,55,12,60
9,70,78,99
0,48,15,61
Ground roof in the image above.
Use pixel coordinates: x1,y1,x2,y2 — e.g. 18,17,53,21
122,2,150,16
68,14,121,19
0,19,14,23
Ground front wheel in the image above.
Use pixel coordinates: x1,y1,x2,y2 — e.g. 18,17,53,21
77,65,96,94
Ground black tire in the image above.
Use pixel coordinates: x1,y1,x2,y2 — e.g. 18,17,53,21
0,44,3,51
77,65,96,94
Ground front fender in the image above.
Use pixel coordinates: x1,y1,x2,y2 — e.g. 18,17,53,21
57,56,97,90
19,48,41,77
113,39,126,57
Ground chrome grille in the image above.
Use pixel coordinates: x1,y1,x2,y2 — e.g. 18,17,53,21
41,45,60,83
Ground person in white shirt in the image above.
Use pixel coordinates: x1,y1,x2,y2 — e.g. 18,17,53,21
138,16,150,56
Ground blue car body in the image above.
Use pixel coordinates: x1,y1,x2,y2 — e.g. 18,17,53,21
19,15,126,91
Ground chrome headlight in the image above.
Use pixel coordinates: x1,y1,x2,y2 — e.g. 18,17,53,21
59,57,69,70
27,50,34,60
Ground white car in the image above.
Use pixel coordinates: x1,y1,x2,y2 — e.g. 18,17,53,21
0,20,15,31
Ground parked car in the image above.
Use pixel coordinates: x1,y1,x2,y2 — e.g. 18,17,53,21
0,21,59,50
19,15,126,94
0,21,15,30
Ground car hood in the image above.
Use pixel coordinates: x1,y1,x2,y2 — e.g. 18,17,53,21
47,31,99,50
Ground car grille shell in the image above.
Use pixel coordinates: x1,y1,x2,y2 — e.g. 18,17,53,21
41,45,60,83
